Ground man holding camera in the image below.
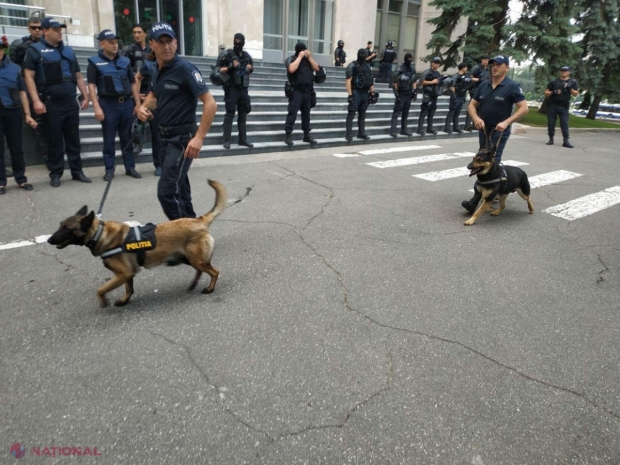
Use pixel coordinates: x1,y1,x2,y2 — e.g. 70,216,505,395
416,56,443,136
444,62,470,134
544,66,579,148
216,33,254,149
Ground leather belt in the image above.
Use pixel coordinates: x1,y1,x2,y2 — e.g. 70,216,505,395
100,96,132,103
159,123,197,137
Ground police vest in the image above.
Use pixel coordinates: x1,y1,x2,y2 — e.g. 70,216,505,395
395,65,416,94
0,59,23,109
286,55,314,88
9,35,35,67
88,51,132,97
335,47,347,64
221,49,251,88
421,70,441,96
549,78,574,106
30,41,77,88
351,62,373,90
382,49,396,63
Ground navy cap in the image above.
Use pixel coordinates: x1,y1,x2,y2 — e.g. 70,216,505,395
561,66,571,71
41,17,67,29
489,55,509,65
150,22,176,40
97,29,117,41
432,56,441,63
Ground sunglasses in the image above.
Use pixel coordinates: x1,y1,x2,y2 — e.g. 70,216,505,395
29,26,41,30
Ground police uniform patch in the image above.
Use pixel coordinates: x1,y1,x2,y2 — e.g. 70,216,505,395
193,71,203,83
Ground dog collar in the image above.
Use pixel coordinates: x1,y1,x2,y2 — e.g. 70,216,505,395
85,221,105,252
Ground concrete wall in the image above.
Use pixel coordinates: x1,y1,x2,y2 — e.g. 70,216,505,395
206,0,264,59
32,0,101,48
333,0,377,64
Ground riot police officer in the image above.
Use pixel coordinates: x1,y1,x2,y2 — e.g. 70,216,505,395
390,53,417,138
334,40,346,67
443,62,471,134
378,41,397,83
87,30,142,181
345,48,377,141
416,56,442,136
137,22,217,225
464,55,489,130
216,33,254,149
544,66,579,148
23,17,91,187
284,42,320,146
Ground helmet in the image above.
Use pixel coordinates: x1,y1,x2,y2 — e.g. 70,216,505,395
209,64,229,86
314,66,327,84
387,40,394,47
338,40,344,47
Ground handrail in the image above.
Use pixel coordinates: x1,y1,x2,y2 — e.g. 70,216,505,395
0,2,45,10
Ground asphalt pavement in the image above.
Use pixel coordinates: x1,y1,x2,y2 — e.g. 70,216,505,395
1,130,619,464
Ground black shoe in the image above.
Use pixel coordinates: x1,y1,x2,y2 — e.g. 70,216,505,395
223,141,231,149
357,134,370,140
427,130,437,135
5,170,13,178
125,169,142,179
50,177,61,187
19,183,34,191
461,199,478,214
303,134,317,145
103,172,114,182
456,129,464,134
72,173,92,183
400,131,413,137
562,139,573,148
390,132,398,138
0,186,5,195
416,130,426,136
546,137,554,146
285,133,294,146
444,130,453,134
154,167,162,176
345,136,353,141
239,140,254,148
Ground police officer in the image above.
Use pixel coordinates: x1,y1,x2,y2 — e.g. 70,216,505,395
137,22,217,225
416,56,442,136
389,53,417,138
345,48,377,141
23,17,91,187
365,41,377,67
544,66,579,148
462,54,528,213
334,40,346,67
378,41,397,83
284,42,320,146
216,33,254,149
464,55,490,130
0,35,37,194
443,62,470,134
88,30,142,181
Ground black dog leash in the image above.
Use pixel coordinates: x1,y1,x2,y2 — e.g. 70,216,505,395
96,176,113,219
483,127,504,155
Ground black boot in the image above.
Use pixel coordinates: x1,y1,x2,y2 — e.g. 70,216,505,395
285,132,294,146
426,111,437,135
303,132,317,144
400,121,413,137
453,112,463,133
444,111,454,133
562,137,573,148
345,111,354,141
416,110,427,135
462,187,482,214
238,113,253,147
357,113,370,140
222,112,233,149
546,135,554,145
390,112,399,137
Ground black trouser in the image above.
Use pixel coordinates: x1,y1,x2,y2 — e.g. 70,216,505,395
222,86,251,143
284,89,312,134
43,99,83,179
158,133,196,221
346,89,370,138
25,93,47,158
547,103,570,138
444,95,465,132
417,94,438,131
0,108,27,186
148,108,163,168
390,94,412,133
378,62,391,82
334,61,343,67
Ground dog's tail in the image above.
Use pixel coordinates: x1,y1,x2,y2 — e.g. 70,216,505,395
201,180,227,226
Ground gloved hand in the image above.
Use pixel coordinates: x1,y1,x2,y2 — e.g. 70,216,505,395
347,94,354,104
412,89,418,101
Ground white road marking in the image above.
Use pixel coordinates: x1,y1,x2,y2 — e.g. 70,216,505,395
333,153,360,158
367,152,475,169
0,241,34,251
414,160,529,181
468,170,583,192
543,186,620,221
359,145,442,156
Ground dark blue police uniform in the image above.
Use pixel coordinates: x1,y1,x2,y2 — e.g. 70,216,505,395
87,50,137,176
378,47,396,83
24,38,86,182
464,63,489,130
472,76,525,163
444,73,471,133
546,77,577,140
284,50,315,141
345,59,374,140
151,55,208,220
138,59,162,170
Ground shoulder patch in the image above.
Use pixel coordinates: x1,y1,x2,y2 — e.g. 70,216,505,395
193,70,204,84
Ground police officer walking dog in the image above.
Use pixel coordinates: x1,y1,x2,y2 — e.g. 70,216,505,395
416,57,442,136
87,30,142,181
378,41,397,83
443,62,471,134
284,43,322,146
345,49,377,141
137,23,217,226
544,66,579,148
216,33,254,149
390,53,417,138
23,17,91,187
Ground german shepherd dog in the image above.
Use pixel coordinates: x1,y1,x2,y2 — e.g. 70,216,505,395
464,148,534,226
47,180,227,307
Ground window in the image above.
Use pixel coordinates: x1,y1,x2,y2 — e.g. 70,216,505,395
183,0,202,56
387,12,400,48
264,0,284,50
403,16,417,55
138,0,157,28
312,0,333,54
388,0,402,13
407,3,420,16
287,0,309,53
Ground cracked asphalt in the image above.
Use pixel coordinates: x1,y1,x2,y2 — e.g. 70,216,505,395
1,131,619,464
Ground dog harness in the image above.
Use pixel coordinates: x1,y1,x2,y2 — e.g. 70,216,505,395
87,222,157,267
477,164,510,193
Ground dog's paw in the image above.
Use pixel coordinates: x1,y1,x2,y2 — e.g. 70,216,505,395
464,219,475,226
490,210,500,216
187,283,197,292
114,299,129,307
201,288,214,294
99,298,111,308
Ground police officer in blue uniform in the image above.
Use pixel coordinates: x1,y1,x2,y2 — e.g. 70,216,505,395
284,42,320,146
0,35,37,194
378,41,397,83
137,22,217,224
544,66,579,148
416,57,443,136
390,52,417,138
216,33,254,149
88,30,142,181
443,62,470,134
464,55,489,131
23,17,91,187
345,48,377,141
462,54,529,213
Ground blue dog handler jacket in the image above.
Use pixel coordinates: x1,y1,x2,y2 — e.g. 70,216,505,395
0,59,23,108
30,40,77,87
88,51,132,97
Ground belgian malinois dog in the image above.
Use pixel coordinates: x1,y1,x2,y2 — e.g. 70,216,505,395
48,180,227,307
464,148,534,226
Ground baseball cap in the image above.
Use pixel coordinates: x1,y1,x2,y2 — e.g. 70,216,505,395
489,55,509,65
561,65,571,71
432,56,441,63
97,29,117,41
480,55,490,60
41,17,67,29
150,22,176,40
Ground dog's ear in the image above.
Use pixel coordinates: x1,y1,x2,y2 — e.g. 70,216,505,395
76,205,88,216
80,210,95,232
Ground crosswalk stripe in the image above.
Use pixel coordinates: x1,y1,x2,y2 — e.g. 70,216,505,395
543,186,620,221
359,145,442,156
468,170,583,192
414,160,529,182
333,153,360,158
367,152,475,169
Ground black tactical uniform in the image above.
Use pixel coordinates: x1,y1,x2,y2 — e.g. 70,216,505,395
345,49,375,141
216,33,253,149
444,68,471,134
464,60,489,130
390,53,417,137
284,43,318,146
416,58,442,135
546,67,578,148
9,34,38,67
334,40,346,67
378,42,397,83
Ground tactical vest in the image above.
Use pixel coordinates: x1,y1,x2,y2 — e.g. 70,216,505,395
351,62,373,90
549,78,573,106
88,51,132,97
382,49,396,63
395,65,416,94
30,40,77,88
335,47,346,64
222,49,251,88
421,69,441,96
0,59,23,109
286,55,314,88
453,74,471,97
